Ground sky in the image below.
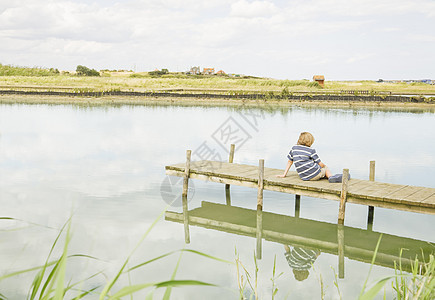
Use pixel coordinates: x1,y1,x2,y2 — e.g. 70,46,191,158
0,0,435,80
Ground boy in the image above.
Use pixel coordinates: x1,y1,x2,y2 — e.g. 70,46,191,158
277,132,334,181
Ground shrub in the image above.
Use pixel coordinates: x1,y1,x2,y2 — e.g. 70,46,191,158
76,65,100,76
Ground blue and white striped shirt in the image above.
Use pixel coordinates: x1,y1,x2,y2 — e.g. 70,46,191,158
287,145,322,181
285,247,320,270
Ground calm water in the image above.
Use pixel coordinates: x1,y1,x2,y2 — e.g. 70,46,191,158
0,102,434,299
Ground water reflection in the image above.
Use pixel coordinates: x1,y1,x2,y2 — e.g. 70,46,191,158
166,195,434,278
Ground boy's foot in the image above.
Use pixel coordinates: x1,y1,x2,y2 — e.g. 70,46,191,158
328,173,351,183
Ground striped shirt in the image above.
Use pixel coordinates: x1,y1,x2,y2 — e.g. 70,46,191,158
285,247,320,271
287,145,322,181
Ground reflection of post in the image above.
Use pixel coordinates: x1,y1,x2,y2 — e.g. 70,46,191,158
367,161,375,231
182,150,191,244
256,159,264,260
338,169,349,225
337,224,345,278
256,207,263,260
182,195,190,244
295,195,301,218
182,150,191,197
225,144,235,191
225,187,231,206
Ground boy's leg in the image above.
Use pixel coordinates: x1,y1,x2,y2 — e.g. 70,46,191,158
310,167,328,181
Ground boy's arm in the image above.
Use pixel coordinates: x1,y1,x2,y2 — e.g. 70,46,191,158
318,162,326,168
277,160,293,178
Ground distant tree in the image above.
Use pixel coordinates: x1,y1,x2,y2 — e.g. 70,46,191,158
76,65,100,76
148,69,169,77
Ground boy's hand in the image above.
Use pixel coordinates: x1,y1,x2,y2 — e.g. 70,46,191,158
276,174,286,178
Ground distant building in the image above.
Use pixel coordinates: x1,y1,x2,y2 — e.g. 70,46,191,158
203,68,215,75
313,75,325,87
216,70,226,75
187,66,201,75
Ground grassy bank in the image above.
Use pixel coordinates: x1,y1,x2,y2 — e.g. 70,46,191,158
1,67,435,96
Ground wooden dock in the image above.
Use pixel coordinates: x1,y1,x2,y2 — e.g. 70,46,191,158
166,160,435,216
166,201,435,275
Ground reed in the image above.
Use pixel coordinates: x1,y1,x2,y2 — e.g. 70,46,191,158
0,210,233,300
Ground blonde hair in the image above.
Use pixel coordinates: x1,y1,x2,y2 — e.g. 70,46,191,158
297,132,315,147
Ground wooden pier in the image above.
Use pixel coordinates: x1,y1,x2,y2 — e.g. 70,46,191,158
166,154,435,219
165,147,434,269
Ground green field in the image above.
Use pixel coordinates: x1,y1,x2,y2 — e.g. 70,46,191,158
1,64,434,96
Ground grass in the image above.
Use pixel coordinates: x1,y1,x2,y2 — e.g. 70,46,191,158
0,211,233,300
1,65,435,95
1,214,434,299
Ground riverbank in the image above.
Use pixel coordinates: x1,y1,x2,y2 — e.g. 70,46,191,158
2,94,434,112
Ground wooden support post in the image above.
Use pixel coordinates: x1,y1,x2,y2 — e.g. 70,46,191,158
225,144,235,191
182,150,191,244
182,150,191,197
256,206,263,260
295,194,301,218
182,195,190,244
338,169,349,225
256,159,264,259
367,161,375,231
337,224,345,278
257,159,264,210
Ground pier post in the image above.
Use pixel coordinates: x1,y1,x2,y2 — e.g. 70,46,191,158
337,224,345,278
367,161,375,231
338,169,349,225
182,150,191,244
257,159,264,209
225,144,236,191
256,159,264,259
295,195,301,218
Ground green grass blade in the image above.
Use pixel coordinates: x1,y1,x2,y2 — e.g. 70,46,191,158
127,250,179,272
163,249,184,300
72,286,100,300
108,283,156,299
0,260,58,281
359,276,396,300
54,219,71,300
181,249,234,265
99,206,168,300
38,259,61,299
359,234,383,298
155,280,216,288
128,248,233,273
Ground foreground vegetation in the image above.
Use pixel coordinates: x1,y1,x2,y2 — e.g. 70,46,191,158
0,214,433,299
1,64,435,96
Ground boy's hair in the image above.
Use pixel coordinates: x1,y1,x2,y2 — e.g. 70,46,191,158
297,132,315,147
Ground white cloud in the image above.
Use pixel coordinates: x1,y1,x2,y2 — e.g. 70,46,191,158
230,0,278,18
0,0,434,79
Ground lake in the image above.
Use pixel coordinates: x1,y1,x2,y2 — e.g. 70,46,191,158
0,102,434,299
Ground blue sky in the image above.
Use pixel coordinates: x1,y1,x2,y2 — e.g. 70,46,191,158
0,0,434,80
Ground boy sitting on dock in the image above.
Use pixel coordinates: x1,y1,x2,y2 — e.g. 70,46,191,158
277,132,346,182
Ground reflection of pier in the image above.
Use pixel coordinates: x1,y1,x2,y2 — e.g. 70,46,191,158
165,200,434,277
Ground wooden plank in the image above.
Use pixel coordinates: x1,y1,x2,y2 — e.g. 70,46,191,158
350,182,408,202
421,193,435,207
404,188,435,203
383,186,423,203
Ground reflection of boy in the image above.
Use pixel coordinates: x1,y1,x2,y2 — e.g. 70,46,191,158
284,245,320,281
